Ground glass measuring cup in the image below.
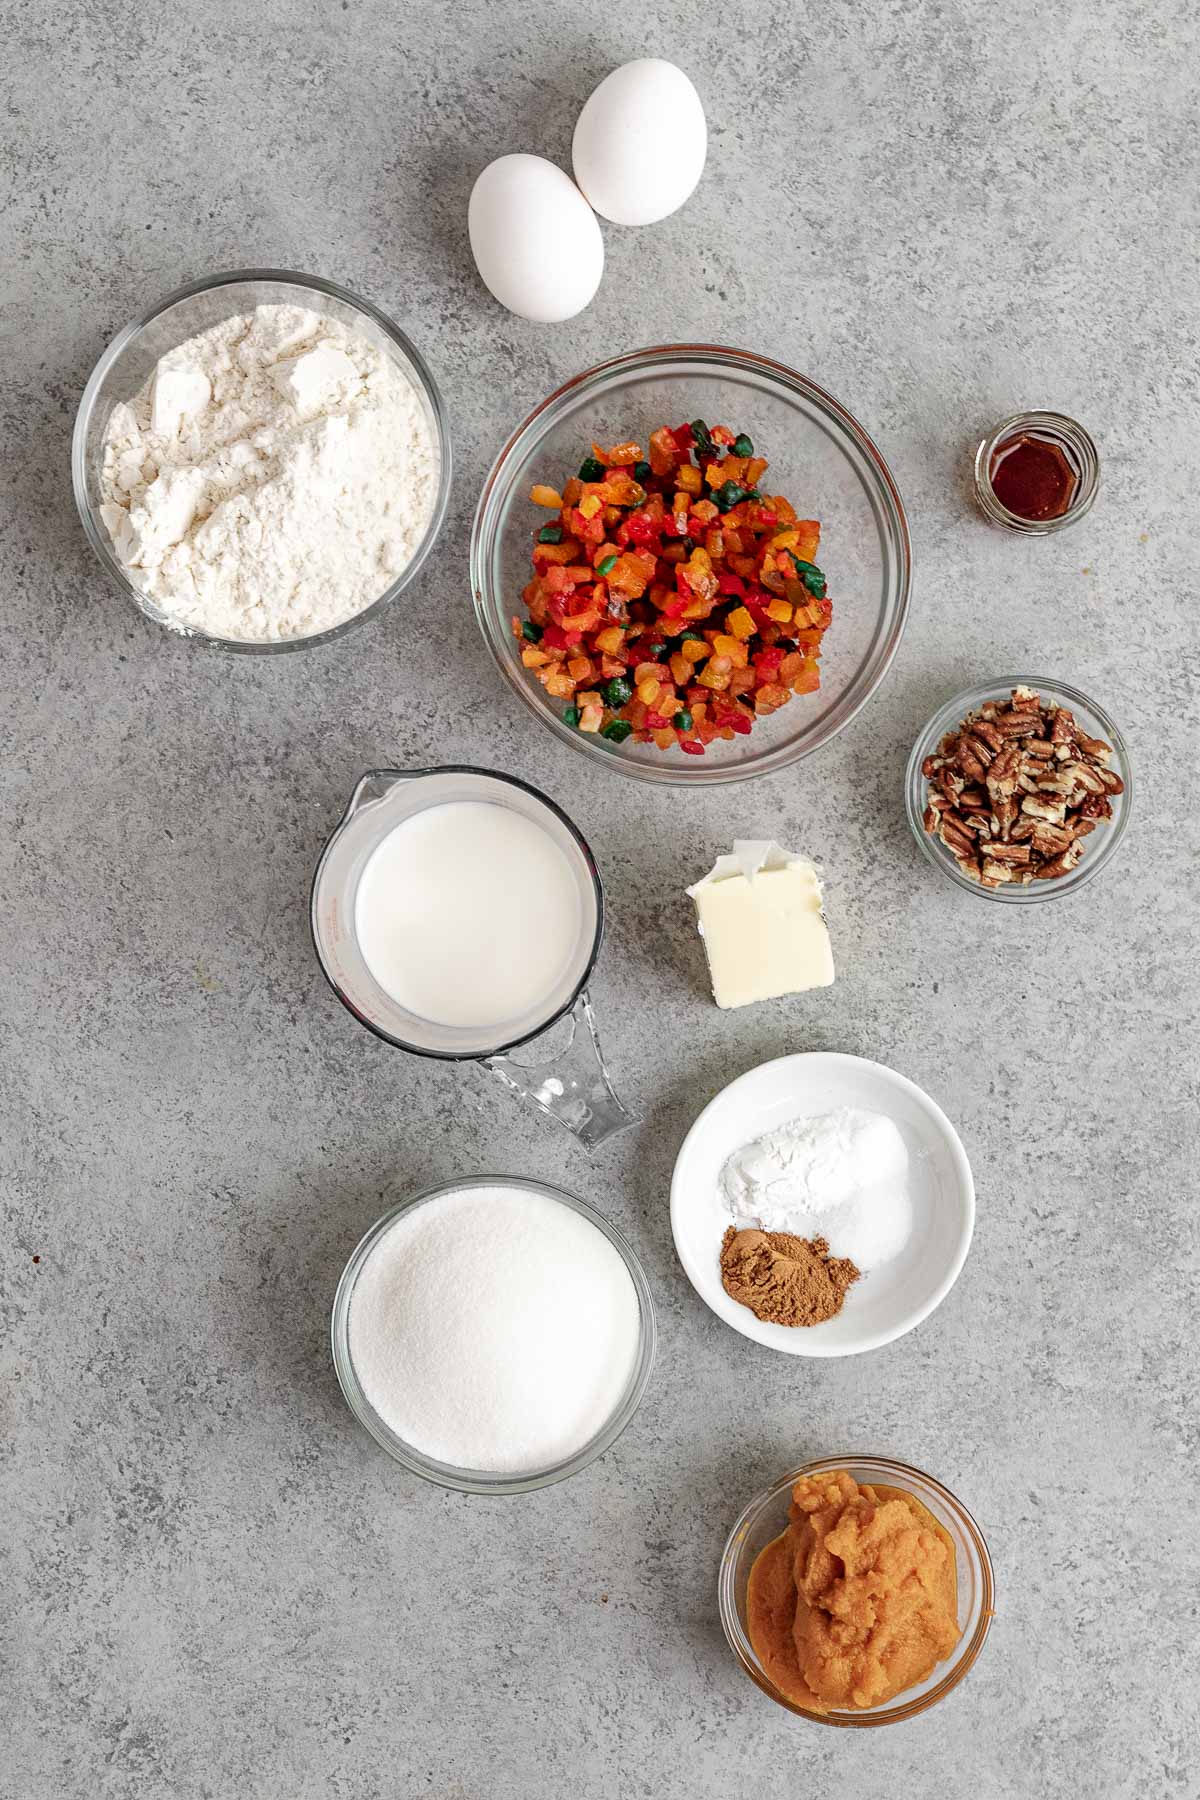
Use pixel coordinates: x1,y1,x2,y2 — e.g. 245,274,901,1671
310,766,640,1151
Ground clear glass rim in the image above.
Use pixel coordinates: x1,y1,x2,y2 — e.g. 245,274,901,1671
309,764,605,1061
469,342,912,786
717,1454,995,1726
330,1175,657,1495
71,267,453,654
973,410,1099,535
905,674,1133,902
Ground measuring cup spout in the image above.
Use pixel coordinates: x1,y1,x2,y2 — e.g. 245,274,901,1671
483,992,640,1153
342,768,427,822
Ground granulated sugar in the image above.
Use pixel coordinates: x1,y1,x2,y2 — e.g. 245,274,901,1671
347,1184,641,1473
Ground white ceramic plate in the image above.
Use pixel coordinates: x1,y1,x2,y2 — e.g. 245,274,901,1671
670,1053,974,1356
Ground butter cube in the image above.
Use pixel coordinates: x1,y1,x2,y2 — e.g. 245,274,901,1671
687,841,834,1009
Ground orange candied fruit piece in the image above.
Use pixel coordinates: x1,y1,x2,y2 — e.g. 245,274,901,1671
593,440,643,467
648,427,681,476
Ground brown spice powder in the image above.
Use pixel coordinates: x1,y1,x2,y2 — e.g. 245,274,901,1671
719,1226,860,1328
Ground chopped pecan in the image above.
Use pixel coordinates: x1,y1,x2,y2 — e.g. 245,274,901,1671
919,686,1121,886
939,816,977,856
1021,795,1067,823
1032,822,1073,857
1062,761,1106,795
981,858,1016,884
1076,732,1112,761
1035,841,1084,879
958,743,989,783
993,797,1017,837
996,711,1041,736
984,841,1031,863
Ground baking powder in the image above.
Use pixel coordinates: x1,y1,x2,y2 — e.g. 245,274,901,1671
721,1107,912,1272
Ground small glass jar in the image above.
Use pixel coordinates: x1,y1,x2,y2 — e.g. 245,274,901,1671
973,410,1099,535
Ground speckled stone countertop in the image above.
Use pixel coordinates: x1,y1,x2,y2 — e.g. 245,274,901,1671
3,2,1198,1795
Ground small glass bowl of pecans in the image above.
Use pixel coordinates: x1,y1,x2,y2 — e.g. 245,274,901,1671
905,678,1132,901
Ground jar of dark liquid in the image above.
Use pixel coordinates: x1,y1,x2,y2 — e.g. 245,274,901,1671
973,411,1099,535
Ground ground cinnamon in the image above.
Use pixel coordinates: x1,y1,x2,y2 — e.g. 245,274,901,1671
719,1226,859,1327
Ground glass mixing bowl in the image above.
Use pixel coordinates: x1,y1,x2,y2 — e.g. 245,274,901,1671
905,676,1132,902
331,1176,657,1496
471,345,911,785
72,269,452,653
718,1455,995,1725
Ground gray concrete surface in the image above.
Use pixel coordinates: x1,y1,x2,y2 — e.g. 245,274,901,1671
3,1,1198,1795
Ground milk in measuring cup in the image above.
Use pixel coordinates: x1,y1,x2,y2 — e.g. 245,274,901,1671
354,800,584,1030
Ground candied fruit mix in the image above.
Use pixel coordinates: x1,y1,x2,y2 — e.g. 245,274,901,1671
511,422,832,754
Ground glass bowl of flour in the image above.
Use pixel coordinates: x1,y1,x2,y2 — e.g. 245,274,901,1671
331,1177,657,1494
73,270,451,651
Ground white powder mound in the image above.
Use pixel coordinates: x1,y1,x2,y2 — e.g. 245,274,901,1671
99,303,438,643
721,1106,912,1272
347,1185,642,1474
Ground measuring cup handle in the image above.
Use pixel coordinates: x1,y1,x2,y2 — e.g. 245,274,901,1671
482,991,640,1153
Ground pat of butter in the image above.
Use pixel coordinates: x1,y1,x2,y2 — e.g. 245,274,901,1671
687,840,834,1009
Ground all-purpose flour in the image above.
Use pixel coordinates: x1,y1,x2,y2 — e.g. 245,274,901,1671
100,303,438,642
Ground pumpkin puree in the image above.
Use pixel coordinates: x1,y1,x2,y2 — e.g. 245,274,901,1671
747,1468,961,1712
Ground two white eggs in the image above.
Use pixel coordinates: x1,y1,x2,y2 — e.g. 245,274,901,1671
468,59,706,324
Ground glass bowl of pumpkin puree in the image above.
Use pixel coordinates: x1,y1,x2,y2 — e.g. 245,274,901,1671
718,1456,994,1725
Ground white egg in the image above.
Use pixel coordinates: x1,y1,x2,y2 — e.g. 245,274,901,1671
468,154,604,323
573,59,707,227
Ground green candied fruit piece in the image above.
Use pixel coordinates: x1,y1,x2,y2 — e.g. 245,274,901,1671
789,554,827,598
601,719,633,743
578,456,605,482
713,481,748,513
600,676,633,708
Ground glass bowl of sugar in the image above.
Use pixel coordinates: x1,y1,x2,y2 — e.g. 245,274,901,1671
331,1177,657,1494
72,268,451,652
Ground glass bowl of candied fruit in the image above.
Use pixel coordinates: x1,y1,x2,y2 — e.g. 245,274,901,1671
471,346,911,784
